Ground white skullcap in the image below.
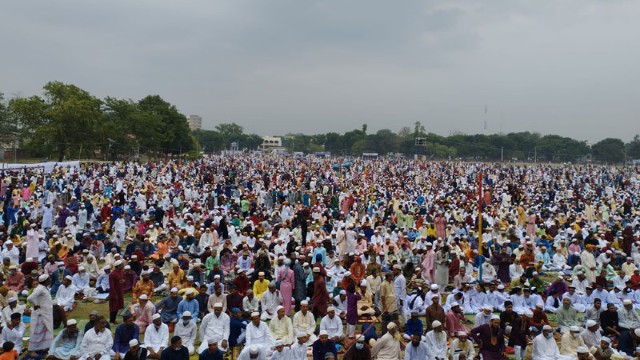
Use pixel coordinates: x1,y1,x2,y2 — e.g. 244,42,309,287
152,313,161,320
274,340,283,346
451,302,459,307
576,346,589,353
623,299,633,305
327,306,336,312
585,320,597,327
38,274,49,282
430,284,439,290
490,314,500,320
249,345,259,354
139,294,148,300
213,303,223,308
170,287,178,292
339,290,347,295
360,280,367,286
542,325,552,331
296,332,307,338
319,330,329,336
570,326,581,332
432,320,442,328
182,311,192,317
251,312,260,317
65,275,73,281
67,319,77,326
129,339,139,347
7,297,17,303
300,300,308,305
276,305,284,311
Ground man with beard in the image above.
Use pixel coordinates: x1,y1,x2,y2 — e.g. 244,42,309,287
469,315,508,360
49,319,82,360
403,333,430,360
425,320,448,360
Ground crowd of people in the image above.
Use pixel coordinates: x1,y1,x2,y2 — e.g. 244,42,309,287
0,155,639,360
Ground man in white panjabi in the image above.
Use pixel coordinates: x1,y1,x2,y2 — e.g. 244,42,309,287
268,306,294,345
173,311,197,354
144,314,169,359
28,274,55,352
371,322,401,360
245,311,275,348
292,300,317,344
78,316,114,360
198,302,230,353
532,325,574,360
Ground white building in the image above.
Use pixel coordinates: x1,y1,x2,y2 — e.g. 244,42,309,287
187,115,202,131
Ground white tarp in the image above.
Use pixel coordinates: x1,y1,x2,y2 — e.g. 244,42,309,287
0,161,80,173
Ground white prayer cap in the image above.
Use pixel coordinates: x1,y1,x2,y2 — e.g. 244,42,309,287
577,346,589,354
129,339,139,347
124,265,131,270
276,305,284,311
497,284,505,290
524,310,534,318
214,303,223,308
387,322,397,330
313,267,321,273
258,272,265,276
601,337,611,344
152,313,161,320
207,339,218,345
251,312,260,318
67,319,77,326
186,289,195,295
65,275,73,281
490,314,500,320
319,330,329,336
300,300,308,305
214,275,221,279
635,328,640,337
170,287,178,292
585,320,597,327
356,335,365,341
340,290,347,295
38,274,49,282
274,340,283,346
139,294,148,300
7,297,17,303
297,332,307,338
182,311,192,317
186,276,194,281
432,320,442,328
623,299,633,305
430,284,439,290
451,302,460,307
570,326,581,332
360,280,367,286
249,346,259,354
327,306,336,312
542,325,553,331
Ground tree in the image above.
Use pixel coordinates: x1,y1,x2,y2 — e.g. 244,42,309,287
138,95,193,155
626,135,640,160
592,138,625,163
9,81,103,161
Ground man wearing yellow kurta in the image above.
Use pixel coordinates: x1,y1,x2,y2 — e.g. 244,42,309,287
253,272,269,299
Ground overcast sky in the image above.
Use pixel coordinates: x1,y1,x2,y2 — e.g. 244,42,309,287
2,0,640,142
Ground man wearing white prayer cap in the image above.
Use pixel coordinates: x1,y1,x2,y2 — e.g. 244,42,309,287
319,306,344,343
288,332,310,359
198,301,230,353
532,325,565,360
143,313,169,358
269,305,294,345
174,310,197,354
559,325,587,355
371,322,400,360
292,300,316,344
245,310,275,349
582,319,601,348
27,273,54,352
237,344,267,360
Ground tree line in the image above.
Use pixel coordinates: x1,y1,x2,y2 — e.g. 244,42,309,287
1,82,639,163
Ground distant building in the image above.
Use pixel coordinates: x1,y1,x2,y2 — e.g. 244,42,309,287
261,136,286,153
187,115,202,131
